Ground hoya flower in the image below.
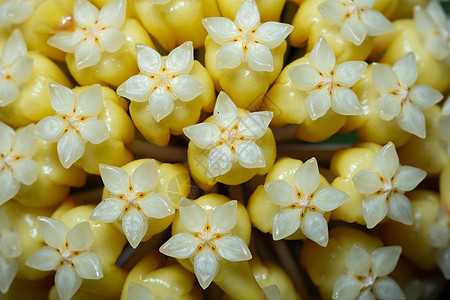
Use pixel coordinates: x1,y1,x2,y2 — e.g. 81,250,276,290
47,0,126,70
373,52,443,138
183,92,273,178
160,198,252,289
288,37,366,120
117,42,205,122
90,160,175,248
202,0,293,72
264,158,349,246
318,0,394,46
0,0,42,26
414,1,450,63
26,218,103,300
34,83,110,169
0,122,39,206
0,210,22,294
333,245,404,300
0,29,33,107
352,142,427,228
429,206,450,279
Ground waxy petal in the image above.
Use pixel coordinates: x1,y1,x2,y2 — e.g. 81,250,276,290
318,0,347,24
301,211,329,247
34,116,65,142
210,200,237,234
0,232,22,258
74,0,98,27
122,207,148,248
254,22,293,48
159,233,198,259
166,41,194,75
0,122,14,154
55,263,82,300
139,194,174,219
294,158,320,197
99,164,129,195
397,102,426,138
373,142,399,180
0,257,17,294
67,222,93,251
202,17,239,44
25,246,61,271
49,82,76,116
236,140,266,169
216,42,244,70
359,289,376,300
78,118,110,144
179,198,207,232
0,171,19,206
117,75,153,102
264,180,297,207
288,64,322,91
312,186,349,212
345,245,371,277
215,236,252,261
2,30,27,64
194,248,219,289
272,209,300,240
235,0,260,32
371,246,402,278
373,277,405,300
208,144,233,177
362,194,388,228
47,29,84,53
11,124,37,156
305,89,332,120
149,87,175,122
74,37,102,70
332,274,364,300
393,166,426,192
97,0,126,27
37,217,68,250
387,193,413,225
127,283,153,300
340,15,368,46
183,123,221,149
392,52,417,88
90,198,124,222
98,27,125,53
361,9,394,37
57,130,86,168
237,111,272,140
8,56,33,84
334,61,367,87
434,246,450,280
136,44,162,75
72,252,103,280
353,169,383,194
376,94,402,121
409,84,443,110
171,74,206,102
0,80,19,107
214,92,238,130
131,159,158,193
332,87,362,115
10,158,38,185
372,63,400,94
310,37,335,74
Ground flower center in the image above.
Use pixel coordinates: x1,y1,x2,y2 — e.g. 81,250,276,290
116,185,147,213
216,123,246,152
61,114,86,136
343,1,363,19
235,28,259,53
194,224,223,253
149,65,178,93
356,272,376,290
0,151,20,173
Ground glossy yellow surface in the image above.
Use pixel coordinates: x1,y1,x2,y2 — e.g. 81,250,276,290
441,165,450,215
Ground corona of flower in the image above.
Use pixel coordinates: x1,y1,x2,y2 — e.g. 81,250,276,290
117,42,206,122
352,142,426,228
333,245,404,300
26,218,103,300
160,198,252,289
0,30,33,107
264,158,349,246
288,37,366,120
34,83,109,169
0,210,22,294
0,122,38,206
202,0,293,72
47,0,126,70
373,52,443,138
318,0,394,46
183,92,273,178
429,206,450,279
90,160,175,248
0,0,42,26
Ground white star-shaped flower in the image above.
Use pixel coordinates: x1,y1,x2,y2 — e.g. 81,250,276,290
0,0,42,26
117,42,206,122
127,282,175,300
264,158,349,246
429,206,450,280
414,1,450,64
183,92,273,178
90,160,175,248
160,198,252,289
373,52,443,138
0,210,22,294
47,0,126,70
318,0,394,46
352,142,426,229
0,29,33,107
288,37,366,120
333,245,405,300
26,217,103,300
34,82,110,169
202,0,293,72
0,122,39,206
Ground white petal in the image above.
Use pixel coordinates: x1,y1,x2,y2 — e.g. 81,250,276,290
2,30,27,64
215,235,252,261
171,75,206,102
179,198,207,232
0,232,22,258
345,245,371,276
49,82,76,116
74,38,102,70
332,274,363,300
272,209,300,240
0,257,17,294
425,34,449,61
136,44,162,75
57,131,86,168
332,87,363,115
409,85,443,110
361,10,394,37
183,123,221,149
98,27,125,53
264,180,298,207
312,186,349,212
127,283,153,300
434,246,450,280
387,193,413,225
375,94,402,121
294,158,320,197
310,37,336,74
373,277,405,300
140,194,174,219
207,144,233,177
216,42,244,70
159,233,198,259
334,61,367,87
235,0,260,32
355,0,375,9
373,142,399,180
301,211,329,247
0,122,14,153
90,198,124,222
10,158,38,185
0,171,19,206
237,111,272,140
149,87,175,122
429,222,449,249
131,160,158,193
25,246,61,271
214,92,238,130
99,164,129,195
55,263,82,300
392,52,417,88
305,89,332,120
67,222,93,251
210,200,237,234
426,0,447,27
236,140,266,168
371,246,402,278
372,63,399,94
122,207,148,248
397,102,426,138
74,0,98,27
254,22,293,48
362,194,388,228
11,124,37,155
359,289,376,300
317,0,347,24
117,75,153,102
202,17,239,44
72,252,103,279
166,41,194,75
97,0,126,27
37,217,68,250
393,166,426,192
0,80,19,107
35,116,65,142
47,29,84,53
263,285,281,300
78,118,110,144
194,248,219,289
288,64,322,91
353,169,383,194
8,56,33,84
341,15,368,46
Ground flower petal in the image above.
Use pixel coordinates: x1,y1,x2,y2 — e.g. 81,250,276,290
183,123,221,149
361,9,394,37
0,257,17,294
215,235,252,261
72,252,103,280
334,61,367,87
397,102,426,138
90,198,124,223
264,180,297,207
25,246,61,271
149,87,175,122
49,82,76,116
97,0,126,27
393,166,426,192
375,94,402,121
434,246,450,280
332,87,362,115
2,30,27,64
373,277,405,300
392,52,417,88
159,233,198,259
288,64,322,91
235,0,260,32
216,42,244,70
57,130,86,168
359,289,376,300
37,217,68,250
47,29,84,53
345,245,371,276
74,37,102,70
171,74,206,102
74,0,98,27
127,283,153,300
0,232,22,258
372,63,399,94
207,144,233,177
0,171,19,206
362,194,388,229
34,116,65,142
130,159,158,193
237,111,272,140
179,198,207,232
194,248,219,289
371,246,402,278
55,263,82,300
373,142,399,180
98,27,125,53
117,75,153,102
210,200,237,234
305,89,332,120
317,0,347,24
214,92,238,130
340,14,368,46
10,158,38,185
236,140,266,169
136,44,162,75
99,164,129,195
254,22,293,48
11,124,37,156
0,121,14,154
8,56,33,84
122,207,148,248
166,41,194,75
387,193,413,225
409,84,443,110
78,118,110,144
312,186,349,212
310,37,335,74
332,274,363,300
67,222,93,251
139,193,174,219
353,169,383,194
202,17,239,44
301,211,329,247
0,80,19,107
294,158,320,197
272,209,300,241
